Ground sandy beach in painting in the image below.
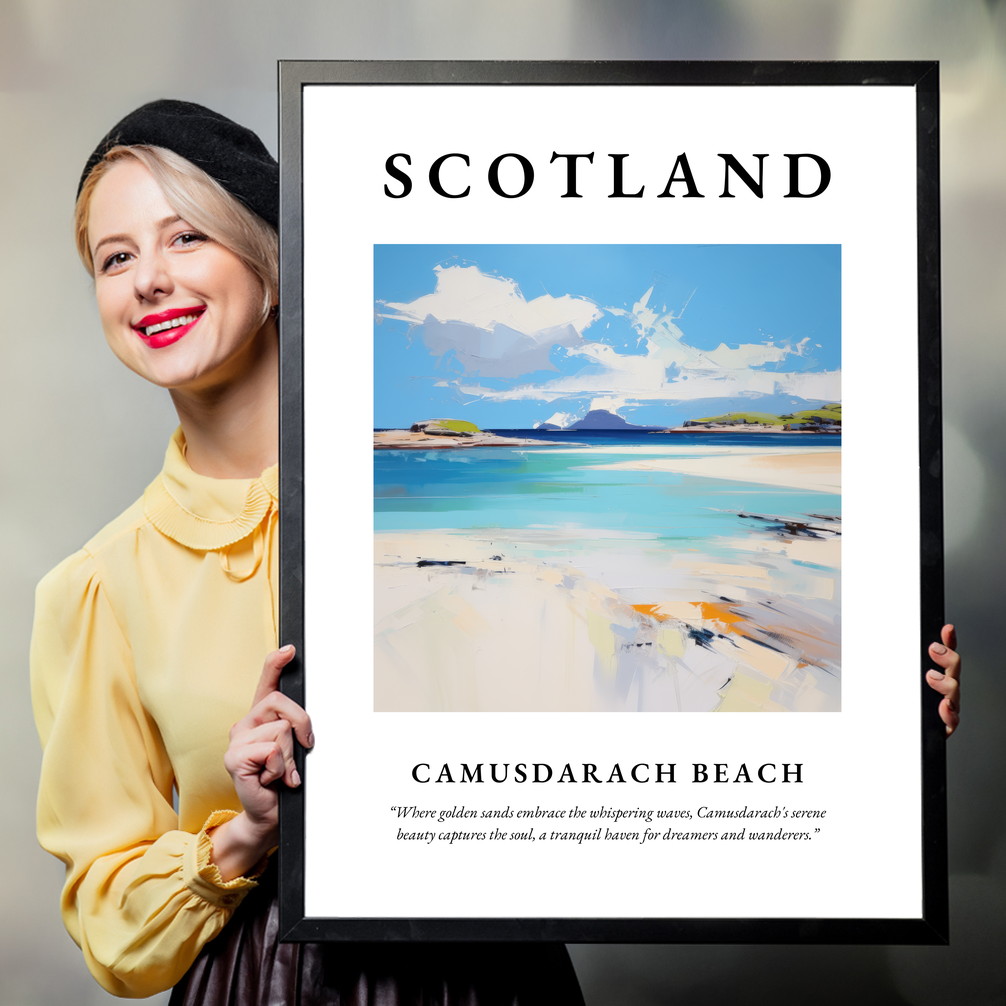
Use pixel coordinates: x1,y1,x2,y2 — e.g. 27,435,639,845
375,447,840,713
578,445,840,493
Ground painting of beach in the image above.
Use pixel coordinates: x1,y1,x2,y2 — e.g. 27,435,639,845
373,245,841,712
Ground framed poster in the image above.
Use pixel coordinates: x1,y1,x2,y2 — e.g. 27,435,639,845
277,61,946,943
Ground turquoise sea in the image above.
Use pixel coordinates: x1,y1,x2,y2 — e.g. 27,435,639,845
374,431,841,546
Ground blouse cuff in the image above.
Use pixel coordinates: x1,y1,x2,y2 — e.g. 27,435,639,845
183,810,269,909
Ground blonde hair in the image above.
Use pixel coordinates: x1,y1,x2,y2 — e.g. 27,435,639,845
75,145,278,323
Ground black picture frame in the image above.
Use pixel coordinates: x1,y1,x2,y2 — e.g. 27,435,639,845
277,60,945,944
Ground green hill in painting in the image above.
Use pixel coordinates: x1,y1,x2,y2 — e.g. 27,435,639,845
787,403,841,424
409,418,481,435
686,404,841,427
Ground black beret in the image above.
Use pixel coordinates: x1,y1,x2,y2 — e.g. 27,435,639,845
78,99,278,228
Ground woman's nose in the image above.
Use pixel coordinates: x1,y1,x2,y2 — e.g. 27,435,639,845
133,249,173,302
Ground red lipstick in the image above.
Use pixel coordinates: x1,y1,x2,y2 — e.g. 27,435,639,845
132,306,205,349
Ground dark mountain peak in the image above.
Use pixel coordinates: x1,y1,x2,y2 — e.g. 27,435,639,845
566,409,664,431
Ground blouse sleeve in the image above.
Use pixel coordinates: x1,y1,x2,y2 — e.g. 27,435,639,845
31,549,262,998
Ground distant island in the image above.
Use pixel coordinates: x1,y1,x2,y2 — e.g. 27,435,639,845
374,419,571,449
536,408,672,431
533,405,842,434
565,409,666,432
667,403,842,433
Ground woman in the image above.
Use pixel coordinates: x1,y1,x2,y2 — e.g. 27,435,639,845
31,99,585,1003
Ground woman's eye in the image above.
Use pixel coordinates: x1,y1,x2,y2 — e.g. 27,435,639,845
101,251,132,273
173,231,208,248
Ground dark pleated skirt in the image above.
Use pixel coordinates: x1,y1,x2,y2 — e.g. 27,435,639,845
169,869,584,1006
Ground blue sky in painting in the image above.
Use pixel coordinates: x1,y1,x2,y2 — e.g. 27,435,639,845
374,245,840,429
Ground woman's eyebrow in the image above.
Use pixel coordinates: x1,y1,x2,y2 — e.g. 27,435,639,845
92,232,133,256
92,216,185,257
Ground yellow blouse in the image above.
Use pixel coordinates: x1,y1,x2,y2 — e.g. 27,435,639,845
31,429,279,998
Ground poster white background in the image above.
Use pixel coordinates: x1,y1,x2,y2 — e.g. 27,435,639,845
301,84,920,920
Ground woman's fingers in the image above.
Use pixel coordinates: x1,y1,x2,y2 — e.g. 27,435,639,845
232,689,314,750
927,623,960,737
926,669,960,736
224,738,288,788
928,635,961,683
254,691,313,749
252,644,296,707
926,667,959,704
259,742,289,787
218,647,309,846
241,644,314,749
230,719,302,788
941,623,958,654
223,645,311,815
926,685,961,736
928,645,961,678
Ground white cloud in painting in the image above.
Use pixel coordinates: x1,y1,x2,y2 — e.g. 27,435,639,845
589,396,628,414
540,410,579,428
379,266,840,407
377,265,604,379
457,285,841,406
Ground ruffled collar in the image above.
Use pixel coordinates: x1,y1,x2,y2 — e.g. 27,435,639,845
143,428,278,551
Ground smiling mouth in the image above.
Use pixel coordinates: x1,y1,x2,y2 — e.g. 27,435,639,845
135,307,206,338
131,307,207,349
142,313,199,337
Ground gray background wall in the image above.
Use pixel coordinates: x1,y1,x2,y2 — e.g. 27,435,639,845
1,2,1003,1003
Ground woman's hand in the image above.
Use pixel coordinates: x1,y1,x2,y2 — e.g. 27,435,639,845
209,645,314,881
926,624,961,738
